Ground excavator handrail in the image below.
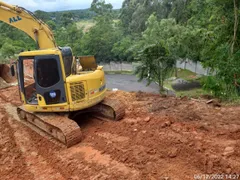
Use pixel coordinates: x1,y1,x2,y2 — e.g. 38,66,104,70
0,1,57,49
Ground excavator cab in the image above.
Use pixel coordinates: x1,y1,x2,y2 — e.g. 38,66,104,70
15,47,109,114
17,48,71,109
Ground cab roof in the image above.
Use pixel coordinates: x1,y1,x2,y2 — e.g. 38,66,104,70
19,48,60,57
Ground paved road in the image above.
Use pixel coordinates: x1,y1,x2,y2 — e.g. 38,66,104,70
105,74,159,93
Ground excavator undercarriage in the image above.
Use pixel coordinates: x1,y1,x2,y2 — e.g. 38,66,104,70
17,97,125,147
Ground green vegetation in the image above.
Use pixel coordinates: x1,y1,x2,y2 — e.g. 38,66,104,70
172,69,198,81
104,71,133,75
164,80,208,98
176,89,209,98
164,69,208,98
1,0,240,100
0,22,35,63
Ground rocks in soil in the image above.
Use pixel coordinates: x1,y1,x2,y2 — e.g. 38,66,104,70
161,121,172,128
168,148,178,158
144,116,151,122
206,99,221,107
223,146,235,157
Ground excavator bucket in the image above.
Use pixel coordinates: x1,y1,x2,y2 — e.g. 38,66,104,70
78,56,97,71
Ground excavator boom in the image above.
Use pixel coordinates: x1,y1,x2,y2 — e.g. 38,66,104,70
0,1,56,49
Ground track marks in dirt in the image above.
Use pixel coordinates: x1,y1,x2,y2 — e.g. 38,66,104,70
0,108,34,180
2,103,68,179
86,125,201,179
2,103,79,179
0,86,22,106
96,132,129,143
3,101,139,180
62,145,140,179
7,116,65,180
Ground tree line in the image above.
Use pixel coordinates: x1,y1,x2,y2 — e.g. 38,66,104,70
0,0,239,98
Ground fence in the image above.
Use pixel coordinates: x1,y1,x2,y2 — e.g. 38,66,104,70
99,62,135,72
100,60,211,76
176,59,211,75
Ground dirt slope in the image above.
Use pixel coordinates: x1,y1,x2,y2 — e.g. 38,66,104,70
0,85,240,180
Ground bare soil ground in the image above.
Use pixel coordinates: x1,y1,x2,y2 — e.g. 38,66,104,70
0,86,240,180
0,64,240,179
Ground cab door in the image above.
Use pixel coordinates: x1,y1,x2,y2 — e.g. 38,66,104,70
34,55,67,105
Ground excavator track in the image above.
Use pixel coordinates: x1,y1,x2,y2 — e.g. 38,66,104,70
69,97,126,122
16,98,125,148
17,107,82,147
94,97,126,121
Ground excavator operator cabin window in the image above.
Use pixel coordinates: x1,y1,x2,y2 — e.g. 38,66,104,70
36,58,60,88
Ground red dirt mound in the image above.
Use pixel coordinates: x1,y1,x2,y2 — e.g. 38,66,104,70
0,88,240,179
0,64,16,83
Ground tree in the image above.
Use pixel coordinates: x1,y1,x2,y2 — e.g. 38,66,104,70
55,27,68,46
188,0,240,98
119,0,136,33
135,43,175,93
60,12,74,27
78,0,121,62
46,20,57,30
0,42,16,59
91,0,113,17
129,3,150,33
67,24,83,47
67,24,84,55
112,36,134,62
34,10,51,22
81,15,121,62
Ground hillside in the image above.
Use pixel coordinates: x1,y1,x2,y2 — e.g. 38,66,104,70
34,9,120,22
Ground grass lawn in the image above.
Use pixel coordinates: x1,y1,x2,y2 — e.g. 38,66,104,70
164,68,210,98
76,20,95,32
76,19,120,33
105,70,133,75
170,68,199,80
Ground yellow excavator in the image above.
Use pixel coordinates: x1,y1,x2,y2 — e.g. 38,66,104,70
0,1,125,147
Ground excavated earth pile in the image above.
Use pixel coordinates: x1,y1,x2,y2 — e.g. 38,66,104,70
0,62,239,179
0,85,240,179
0,64,17,89
0,64,16,83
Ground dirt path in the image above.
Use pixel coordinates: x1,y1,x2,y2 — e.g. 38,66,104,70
0,86,240,179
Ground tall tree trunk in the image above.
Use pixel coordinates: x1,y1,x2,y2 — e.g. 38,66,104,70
231,0,238,54
175,60,178,77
